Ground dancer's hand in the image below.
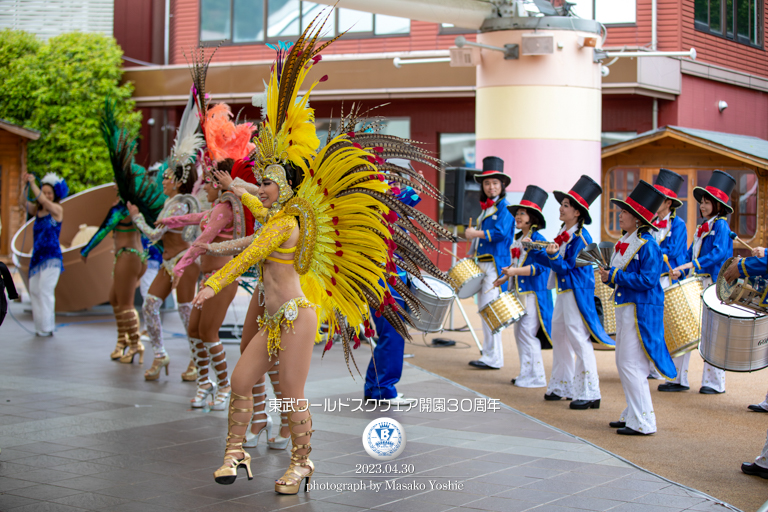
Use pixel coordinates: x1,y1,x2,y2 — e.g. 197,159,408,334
546,243,559,255
723,258,741,283
126,202,139,217
598,267,610,283
192,241,210,252
213,170,233,189
193,286,215,308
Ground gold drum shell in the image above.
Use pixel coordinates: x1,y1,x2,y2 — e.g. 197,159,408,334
663,276,703,358
479,292,526,335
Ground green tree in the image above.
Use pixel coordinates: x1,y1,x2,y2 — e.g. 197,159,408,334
0,30,141,193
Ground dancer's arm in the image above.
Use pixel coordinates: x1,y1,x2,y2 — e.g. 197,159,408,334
161,211,206,229
204,215,296,294
198,234,256,256
130,201,188,242
173,202,233,277
80,204,128,258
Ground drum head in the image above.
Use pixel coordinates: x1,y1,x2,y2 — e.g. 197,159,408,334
412,275,455,299
702,285,760,319
456,275,484,299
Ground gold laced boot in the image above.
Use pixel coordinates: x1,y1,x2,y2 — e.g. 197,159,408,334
213,391,253,485
110,311,130,360
119,309,145,364
275,404,314,495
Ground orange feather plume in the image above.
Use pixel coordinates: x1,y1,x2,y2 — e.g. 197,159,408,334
204,104,256,162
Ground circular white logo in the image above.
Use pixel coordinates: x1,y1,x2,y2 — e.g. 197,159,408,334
362,417,406,460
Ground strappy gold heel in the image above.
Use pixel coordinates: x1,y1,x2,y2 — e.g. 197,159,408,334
119,309,145,364
213,391,253,485
111,310,131,360
144,355,170,381
110,333,128,360
275,404,314,495
181,359,197,382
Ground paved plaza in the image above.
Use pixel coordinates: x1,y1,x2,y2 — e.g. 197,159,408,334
0,299,739,512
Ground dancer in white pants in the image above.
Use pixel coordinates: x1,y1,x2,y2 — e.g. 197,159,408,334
21,171,67,337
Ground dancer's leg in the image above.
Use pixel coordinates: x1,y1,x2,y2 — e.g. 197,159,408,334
200,281,239,410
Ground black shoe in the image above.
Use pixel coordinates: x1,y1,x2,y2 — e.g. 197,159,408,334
510,378,516,385
700,386,725,395
748,405,768,413
741,463,768,478
468,360,500,370
544,392,563,401
570,399,600,410
617,427,652,436
657,383,690,392
609,421,626,428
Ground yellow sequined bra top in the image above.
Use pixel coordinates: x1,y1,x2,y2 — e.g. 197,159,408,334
204,192,299,293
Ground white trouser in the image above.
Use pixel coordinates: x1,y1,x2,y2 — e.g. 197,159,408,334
648,276,670,381
477,262,503,369
513,293,546,387
671,276,726,391
755,429,768,469
615,305,657,434
29,265,61,334
546,290,601,400
140,261,160,300
758,389,768,412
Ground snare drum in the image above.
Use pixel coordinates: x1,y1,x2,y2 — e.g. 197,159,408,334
408,275,455,333
593,269,616,336
479,292,526,335
663,277,704,358
447,258,485,299
700,284,768,372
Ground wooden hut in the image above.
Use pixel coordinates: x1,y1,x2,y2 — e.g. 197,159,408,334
601,126,766,251
0,119,40,261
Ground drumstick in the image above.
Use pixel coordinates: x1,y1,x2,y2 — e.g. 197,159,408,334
442,248,460,260
729,231,754,251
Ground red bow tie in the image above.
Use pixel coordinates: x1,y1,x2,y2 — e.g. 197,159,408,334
554,232,570,246
615,242,629,255
510,247,521,259
480,199,495,210
697,223,710,237
653,219,668,229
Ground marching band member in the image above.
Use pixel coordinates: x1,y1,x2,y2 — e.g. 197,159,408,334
494,185,553,388
529,175,613,409
671,170,735,395
650,169,690,390
599,180,676,435
465,156,514,370
722,248,768,477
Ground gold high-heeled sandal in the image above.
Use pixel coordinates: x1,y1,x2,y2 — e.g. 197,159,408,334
144,355,170,381
275,405,314,495
111,310,132,360
213,391,253,485
190,337,214,408
204,340,230,411
119,309,145,364
181,359,197,382
110,333,128,360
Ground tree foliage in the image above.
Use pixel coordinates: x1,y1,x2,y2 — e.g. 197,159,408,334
0,30,141,193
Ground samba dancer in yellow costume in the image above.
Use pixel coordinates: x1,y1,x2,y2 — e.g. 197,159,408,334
192,13,455,494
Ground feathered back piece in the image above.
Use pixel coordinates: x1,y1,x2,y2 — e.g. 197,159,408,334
186,44,219,128
205,104,256,162
257,12,457,375
169,88,205,172
254,12,343,173
100,98,167,225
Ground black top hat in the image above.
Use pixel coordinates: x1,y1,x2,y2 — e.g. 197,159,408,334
654,168,684,209
611,180,666,231
553,175,602,225
508,185,548,229
693,170,735,214
473,156,511,188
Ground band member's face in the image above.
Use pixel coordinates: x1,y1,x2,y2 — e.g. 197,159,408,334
41,184,55,203
515,209,531,229
700,197,714,218
618,209,637,232
482,178,502,198
258,179,280,208
204,180,218,202
656,198,672,217
559,198,580,223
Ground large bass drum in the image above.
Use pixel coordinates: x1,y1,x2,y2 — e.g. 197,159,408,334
408,276,455,333
699,285,768,372
663,277,704,358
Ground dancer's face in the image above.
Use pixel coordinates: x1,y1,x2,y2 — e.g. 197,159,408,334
41,184,55,203
258,179,280,208
482,178,502,198
162,176,176,196
204,181,218,202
